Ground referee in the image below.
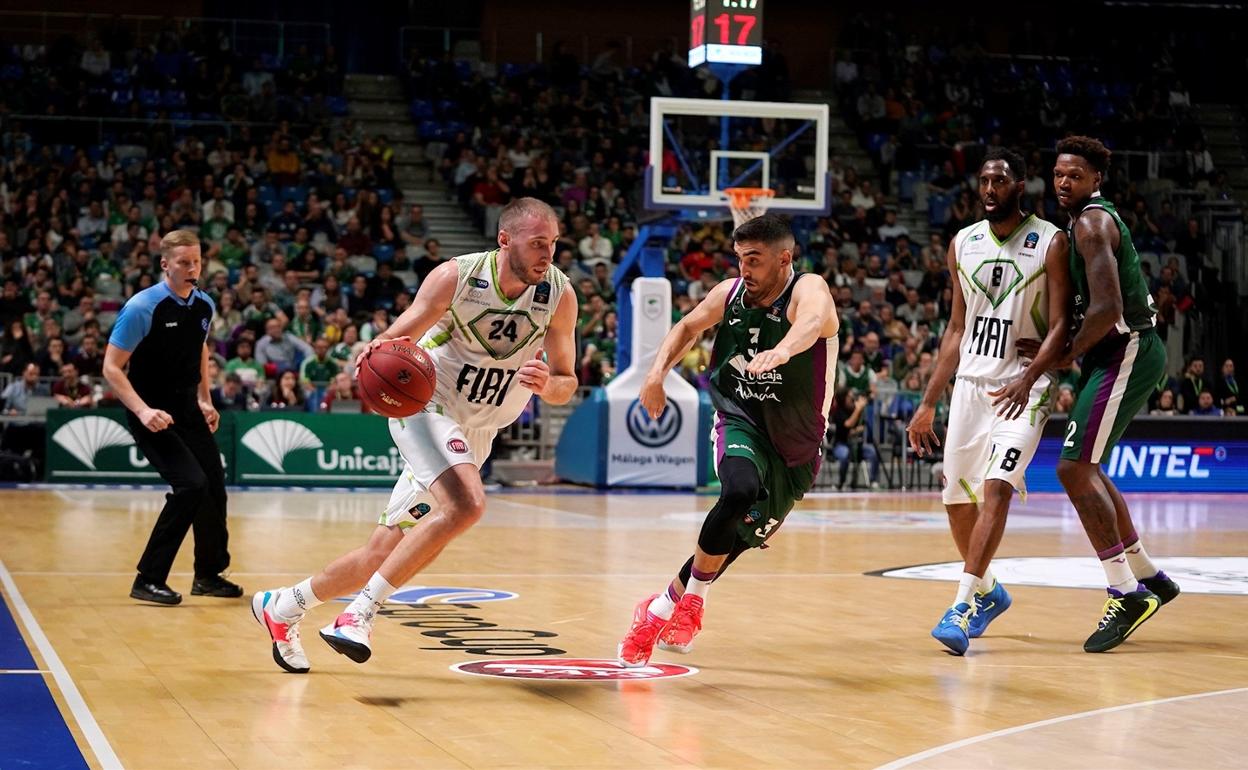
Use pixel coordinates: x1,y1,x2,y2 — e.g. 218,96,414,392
104,230,242,605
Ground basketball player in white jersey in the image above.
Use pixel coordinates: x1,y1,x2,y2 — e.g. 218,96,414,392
907,148,1072,655
252,198,578,671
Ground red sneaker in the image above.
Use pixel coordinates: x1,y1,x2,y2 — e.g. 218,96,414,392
657,593,703,654
617,594,669,668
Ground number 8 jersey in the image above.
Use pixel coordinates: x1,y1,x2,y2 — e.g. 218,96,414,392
418,250,569,431
953,215,1062,383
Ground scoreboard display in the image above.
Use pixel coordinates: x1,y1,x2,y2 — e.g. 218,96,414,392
688,0,764,67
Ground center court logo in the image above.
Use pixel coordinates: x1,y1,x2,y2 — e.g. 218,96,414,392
347,586,565,656
451,658,698,681
51,415,134,470
626,398,682,448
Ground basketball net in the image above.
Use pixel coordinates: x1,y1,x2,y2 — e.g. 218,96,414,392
725,187,776,229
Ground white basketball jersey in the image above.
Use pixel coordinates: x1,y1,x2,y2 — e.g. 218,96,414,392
953,215,1061,382
418,250,569,431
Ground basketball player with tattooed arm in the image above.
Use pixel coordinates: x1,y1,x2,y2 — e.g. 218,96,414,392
617,214,839,667
1049,136,1179,653
907,148,1071,655
252,198,579,672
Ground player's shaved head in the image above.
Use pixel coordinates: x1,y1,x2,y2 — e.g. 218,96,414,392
499,197,558,232
733,213,795,250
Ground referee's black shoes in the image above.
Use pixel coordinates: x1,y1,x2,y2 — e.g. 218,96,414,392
130,576,182,605
191,574,245,598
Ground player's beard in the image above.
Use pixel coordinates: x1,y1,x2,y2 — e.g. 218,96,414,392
507,248,546,286
984,188,1021,223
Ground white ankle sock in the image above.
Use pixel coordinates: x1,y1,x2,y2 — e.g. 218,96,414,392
1124,539,1159,580
274,578,321,621
978,567,997,594
647,591,677,620
954,573,979,608
1100,547,1136,593
348,573,397,621
684,576,712,601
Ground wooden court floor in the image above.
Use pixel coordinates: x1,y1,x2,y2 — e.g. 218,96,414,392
1,486,1246,769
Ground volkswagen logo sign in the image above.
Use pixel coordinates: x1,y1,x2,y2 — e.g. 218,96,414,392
626,398,682,448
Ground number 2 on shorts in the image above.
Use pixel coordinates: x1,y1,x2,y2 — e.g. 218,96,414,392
1064,420,1077,448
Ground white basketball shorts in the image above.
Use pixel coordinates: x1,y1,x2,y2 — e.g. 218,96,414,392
378,410,497,529
941,375,1055,505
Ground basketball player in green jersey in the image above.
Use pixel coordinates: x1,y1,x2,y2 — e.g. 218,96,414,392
1052,136,1180,653
617,214,839,667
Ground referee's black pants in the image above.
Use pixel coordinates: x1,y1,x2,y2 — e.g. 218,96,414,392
127,391,230,585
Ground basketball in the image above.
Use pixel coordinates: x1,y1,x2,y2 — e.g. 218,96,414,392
357,339,437,419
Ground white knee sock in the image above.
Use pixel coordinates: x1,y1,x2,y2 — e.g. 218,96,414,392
347,573,397,622
274,577,321,621
647,589,677,620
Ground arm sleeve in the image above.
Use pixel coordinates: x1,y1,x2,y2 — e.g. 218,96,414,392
108,293,155,352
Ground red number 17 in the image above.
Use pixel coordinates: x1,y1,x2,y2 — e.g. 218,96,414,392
713,13,756,46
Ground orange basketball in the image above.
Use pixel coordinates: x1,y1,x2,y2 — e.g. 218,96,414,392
357,339,437,419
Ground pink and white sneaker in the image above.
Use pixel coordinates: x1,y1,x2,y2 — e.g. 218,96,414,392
657,594,704,654
251,589,310,673
319,609,374,663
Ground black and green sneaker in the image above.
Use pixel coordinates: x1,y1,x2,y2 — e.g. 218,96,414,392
1084,588,1161,653
1140,570,1181,605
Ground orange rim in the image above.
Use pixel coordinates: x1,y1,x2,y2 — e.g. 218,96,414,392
724,187,776,209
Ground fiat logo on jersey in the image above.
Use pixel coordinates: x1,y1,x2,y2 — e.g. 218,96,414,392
626,399,682,448
447,438,469,454
451,658,698,681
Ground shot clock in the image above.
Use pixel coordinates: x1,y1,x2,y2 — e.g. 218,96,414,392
688,0,764,67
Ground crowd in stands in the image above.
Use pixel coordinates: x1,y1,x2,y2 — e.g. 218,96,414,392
0,25,440,431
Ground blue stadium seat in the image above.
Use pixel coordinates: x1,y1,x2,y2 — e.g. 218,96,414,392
110,89,134,107
139,88,162,108
928,193,952,226
0,64,23,81
283,185,309,205
109,68,130,87
372,244,395,264
327,96,349,116
454,60,472,79
418,120,440,140
259,53,284,71
899,170,920,202
376,189,393,205
162,90,187,108
410,99,434,119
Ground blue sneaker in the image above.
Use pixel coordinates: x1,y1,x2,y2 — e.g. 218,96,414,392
931,602,975,655
968,581,1012,639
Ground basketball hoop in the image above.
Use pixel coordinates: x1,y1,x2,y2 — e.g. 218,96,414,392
724,187,775,228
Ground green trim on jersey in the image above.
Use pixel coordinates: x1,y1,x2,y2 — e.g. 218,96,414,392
987,213,1036,247
422,329,453,349
969,258,1024,308
488,250,517,307
1029,290,1047,336
957,264,978,294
